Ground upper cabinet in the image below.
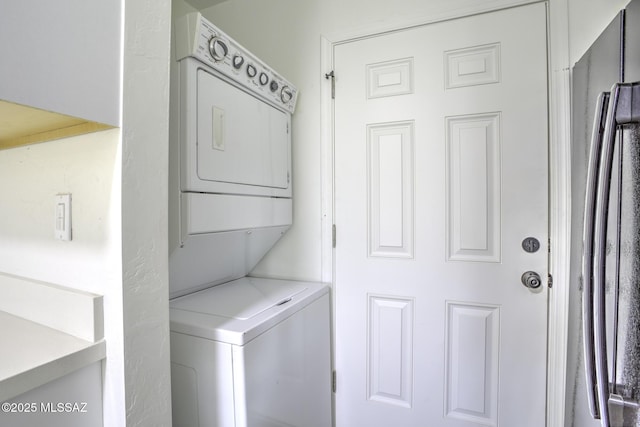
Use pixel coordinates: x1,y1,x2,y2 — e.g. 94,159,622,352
0,1,121,149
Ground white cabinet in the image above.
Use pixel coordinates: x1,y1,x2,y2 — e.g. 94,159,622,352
0,0,121,148
0,363,103,427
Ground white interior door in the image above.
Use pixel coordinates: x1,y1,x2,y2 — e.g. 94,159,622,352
333,4,549,427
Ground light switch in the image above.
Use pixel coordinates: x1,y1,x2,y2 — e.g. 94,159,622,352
54,194,72,241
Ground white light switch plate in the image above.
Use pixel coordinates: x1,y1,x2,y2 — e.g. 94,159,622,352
54,194,72,241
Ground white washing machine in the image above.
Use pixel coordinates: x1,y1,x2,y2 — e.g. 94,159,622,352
170,277,331,427
168,12,331,427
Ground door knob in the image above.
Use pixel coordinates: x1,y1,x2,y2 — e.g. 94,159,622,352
521,271,542,289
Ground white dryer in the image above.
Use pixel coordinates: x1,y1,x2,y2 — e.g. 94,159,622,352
170,277,331,427
169,10,298,298
168,12,331,427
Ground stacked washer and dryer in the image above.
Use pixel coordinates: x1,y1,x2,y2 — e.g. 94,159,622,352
168,13,331,427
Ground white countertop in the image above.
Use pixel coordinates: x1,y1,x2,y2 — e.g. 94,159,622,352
0,311,106,402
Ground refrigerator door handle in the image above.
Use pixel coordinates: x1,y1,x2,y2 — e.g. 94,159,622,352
592,82,640,427
582,91,610,420
593,84,618,427
593,83,624,427
593,82,640,427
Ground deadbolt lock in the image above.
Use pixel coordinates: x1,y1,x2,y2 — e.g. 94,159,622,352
522,237,541,253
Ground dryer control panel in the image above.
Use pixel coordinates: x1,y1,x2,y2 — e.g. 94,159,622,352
175,12,298,113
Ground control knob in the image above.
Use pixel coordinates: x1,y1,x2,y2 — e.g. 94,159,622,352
270,80,279,92
232,55,244,69
208,36,228,62
259,72,269,86
281,86,293,104
246,64,257,78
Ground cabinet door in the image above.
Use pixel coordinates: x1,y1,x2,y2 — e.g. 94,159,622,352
0,0,121,126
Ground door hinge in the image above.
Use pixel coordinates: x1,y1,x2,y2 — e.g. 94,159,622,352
325,70,335,99
332,224,336,248
332,370,337,393
548,273,553,289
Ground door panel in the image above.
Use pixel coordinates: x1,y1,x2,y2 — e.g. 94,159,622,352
334,4,549,427
196,68,290,189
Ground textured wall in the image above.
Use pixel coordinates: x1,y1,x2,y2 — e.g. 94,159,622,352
121,0,173,425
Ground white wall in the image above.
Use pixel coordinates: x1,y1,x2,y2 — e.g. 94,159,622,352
568,0,629,65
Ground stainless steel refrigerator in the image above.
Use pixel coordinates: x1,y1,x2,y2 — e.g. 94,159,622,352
569,1,640,426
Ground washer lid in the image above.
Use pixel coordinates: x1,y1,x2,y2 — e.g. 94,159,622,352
170,276,307,320
170,278,329,346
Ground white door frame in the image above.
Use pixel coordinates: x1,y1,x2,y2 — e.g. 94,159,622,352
319,1,572,426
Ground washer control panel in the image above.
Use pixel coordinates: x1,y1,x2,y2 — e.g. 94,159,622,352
175,12,298,113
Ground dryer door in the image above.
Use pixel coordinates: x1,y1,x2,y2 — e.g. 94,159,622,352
196,68,291,192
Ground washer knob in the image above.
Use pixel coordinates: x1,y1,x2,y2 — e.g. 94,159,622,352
281,86,293,103
246,64,257,78
232,55,244,69
259,72,269,86
270,80,279,92
208,36,228,62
